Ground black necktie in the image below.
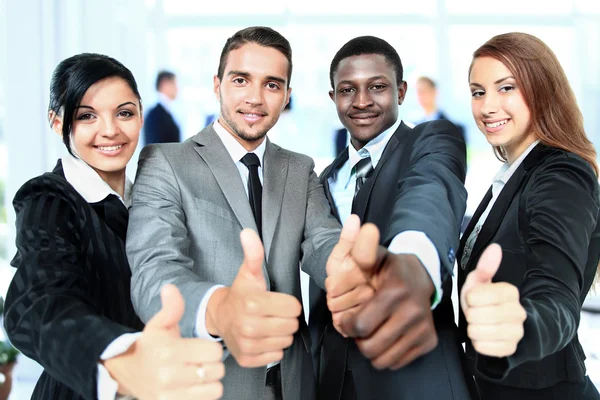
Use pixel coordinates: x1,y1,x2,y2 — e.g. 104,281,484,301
353,156,374,197
241,153,262,236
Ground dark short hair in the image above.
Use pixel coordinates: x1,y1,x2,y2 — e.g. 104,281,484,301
329,36,403,88
155,70,176,91
217,26,293,87
48,53,141,156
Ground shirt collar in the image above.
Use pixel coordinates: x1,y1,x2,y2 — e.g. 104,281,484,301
213,119,267,165
61,154,132,207
492,139,540,197
348,117,402,169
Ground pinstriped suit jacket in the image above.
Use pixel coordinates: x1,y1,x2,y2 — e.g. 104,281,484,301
127,125,341,400
3,161,143,400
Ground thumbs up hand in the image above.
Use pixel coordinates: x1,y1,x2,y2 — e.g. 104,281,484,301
104,284,225,400
325,215,375,337
206,229,302,368
460,244,527,358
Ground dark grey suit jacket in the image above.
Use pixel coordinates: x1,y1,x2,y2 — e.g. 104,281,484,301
127,125,341,400
309,120,475,400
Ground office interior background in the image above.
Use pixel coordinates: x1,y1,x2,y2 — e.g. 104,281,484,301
1,0,600,398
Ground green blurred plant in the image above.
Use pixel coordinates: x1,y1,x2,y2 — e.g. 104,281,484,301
0,297,19,367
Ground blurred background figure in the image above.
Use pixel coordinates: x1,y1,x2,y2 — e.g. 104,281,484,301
144,70,181,145
415,76,466,142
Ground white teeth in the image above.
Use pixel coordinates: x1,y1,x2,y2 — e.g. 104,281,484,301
97,145,122,151
485,120,508,128
244,113,261,117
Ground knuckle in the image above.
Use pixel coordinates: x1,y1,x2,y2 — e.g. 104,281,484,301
241,323,255,337
245,298,259,313
207,382,224,399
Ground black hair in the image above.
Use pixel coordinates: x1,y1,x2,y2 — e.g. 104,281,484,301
155,70,176,91
48,53,141,156
329,36,403,88
217,26,293,87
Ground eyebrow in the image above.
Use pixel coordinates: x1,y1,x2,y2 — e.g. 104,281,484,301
470,75,515,87
75,101,137,111
227,70,287,85
336,75,390,86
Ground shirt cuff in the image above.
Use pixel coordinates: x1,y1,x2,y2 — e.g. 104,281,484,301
195,284,226,340
97,332,142,400
388,231,442,309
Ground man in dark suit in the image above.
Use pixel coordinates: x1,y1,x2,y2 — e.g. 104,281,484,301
309,36,475,399
143,70,181,145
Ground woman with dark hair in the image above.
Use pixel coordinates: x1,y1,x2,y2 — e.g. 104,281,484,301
458,32,600,400
2,53,225,400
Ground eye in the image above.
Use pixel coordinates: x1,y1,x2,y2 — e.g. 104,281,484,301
471,90,484,98
499,84,515,93
233,77,247,85
339,87,355,94
76,113,95,121
117,110,134,118
266,82,280,90
371,84,386,91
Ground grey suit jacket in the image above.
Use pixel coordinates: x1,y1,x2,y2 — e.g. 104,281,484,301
126,125,341,400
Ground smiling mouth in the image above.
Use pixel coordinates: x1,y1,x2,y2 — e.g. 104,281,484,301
239,111,267,118
485,119,509,128
96,144,123,151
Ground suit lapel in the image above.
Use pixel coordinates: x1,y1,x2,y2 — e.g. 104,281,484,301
262,140,289,260
458,187,493,262
352,122,412,220
320,150,349,223
192,127,257,232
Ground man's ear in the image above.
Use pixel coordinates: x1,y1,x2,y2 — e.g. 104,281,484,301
398,81,408,105
284,87,292,109
49,111,63,138
213,75,221,101
329,89,335,102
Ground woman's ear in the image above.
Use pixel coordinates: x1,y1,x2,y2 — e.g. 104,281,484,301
49,110,63,138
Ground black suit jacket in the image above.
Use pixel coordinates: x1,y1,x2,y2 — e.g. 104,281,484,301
458,144,600,397
144,103,180,145
3,161,143,400
309,120,473,399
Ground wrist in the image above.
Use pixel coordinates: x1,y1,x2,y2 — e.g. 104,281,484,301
102,343,136,396
206,287,229,337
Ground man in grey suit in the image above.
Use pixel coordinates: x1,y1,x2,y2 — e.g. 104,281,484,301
126,26,342,400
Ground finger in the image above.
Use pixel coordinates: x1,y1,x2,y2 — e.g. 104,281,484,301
464,302,527,325
155,362,225,389
369,324,437,370
327,284,374,313
341,282,406,338
239,316,300,338
354,301,427,360
460,244,503,307
239,229,266,288
235,350,285,368
159,381,224,400
249,292,302,318
145,284,185,332
472,340,519,358
168,339,224,364
390,340,437,370
325,267,369,298
326,214,361,276
466,282,520,307
351,223,384,275
236,335,295,355
467,322,524,342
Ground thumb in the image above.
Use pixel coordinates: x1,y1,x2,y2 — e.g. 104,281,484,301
238,228,266,289
460,243,502,306
144,284,185,332
326,214,361,276
351,222,384,276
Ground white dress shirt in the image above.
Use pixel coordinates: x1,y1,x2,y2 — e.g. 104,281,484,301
61,154,139,400
460,140,540,270
328,118,443,307
194,119,266,340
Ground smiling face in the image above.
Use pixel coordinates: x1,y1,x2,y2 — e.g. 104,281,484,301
52,77,142,183
214,42,291,151
330,54,406,150
469,56,536,163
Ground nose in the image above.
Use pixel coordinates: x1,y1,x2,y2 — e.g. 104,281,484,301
480,92,499,116
101,116,119,138
352,88,374,109
245,82,264,106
